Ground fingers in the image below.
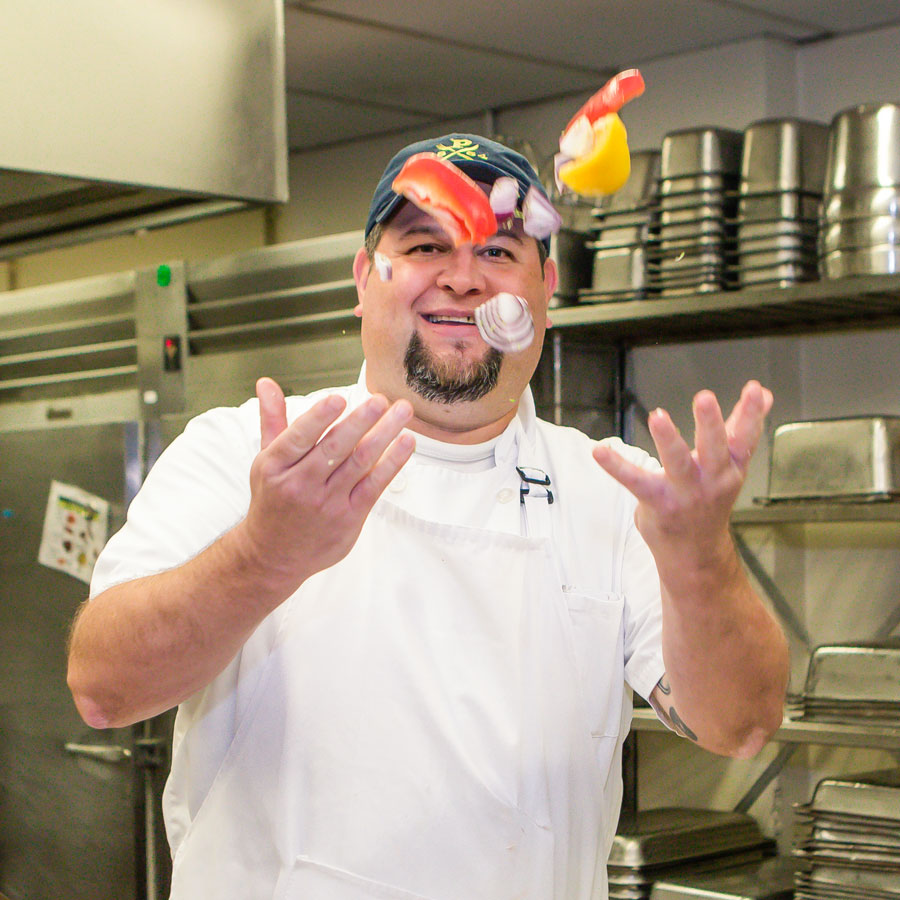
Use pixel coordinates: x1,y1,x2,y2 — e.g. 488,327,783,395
257,377,288,450
647,406,696,484
723,381,774,467
324,399,414,492
692,389,731,473
592,443,659,503
349,431,417,510
262,393,347,468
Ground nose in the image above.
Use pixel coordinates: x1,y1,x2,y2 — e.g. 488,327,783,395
437,247,486,297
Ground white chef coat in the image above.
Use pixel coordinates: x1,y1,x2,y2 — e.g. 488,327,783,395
90,366,665,899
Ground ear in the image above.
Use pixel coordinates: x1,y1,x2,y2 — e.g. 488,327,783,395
352,247,370,317
542,255,558,327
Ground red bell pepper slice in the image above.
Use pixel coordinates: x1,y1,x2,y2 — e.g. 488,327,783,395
563,68,645,136
391,153,497,247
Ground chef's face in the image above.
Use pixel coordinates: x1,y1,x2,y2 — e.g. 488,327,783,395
353,195,558,442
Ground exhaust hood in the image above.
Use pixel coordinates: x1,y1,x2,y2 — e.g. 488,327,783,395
1,1,288,260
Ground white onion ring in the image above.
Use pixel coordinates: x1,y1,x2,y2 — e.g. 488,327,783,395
474,292,534,353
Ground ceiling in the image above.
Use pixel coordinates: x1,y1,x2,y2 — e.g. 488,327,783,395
282,0,900,153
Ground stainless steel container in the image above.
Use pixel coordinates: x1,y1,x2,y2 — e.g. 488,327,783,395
550,227,594,303
595,149,661,213
766,416,900,501
591,244,647,292
660,127,744,178
649,856,796,900
804,643,900,703
820,243,900,277
738,192,821,221
821,185,900,221
824,102,900,193
740,118,829,194
818,214,900,254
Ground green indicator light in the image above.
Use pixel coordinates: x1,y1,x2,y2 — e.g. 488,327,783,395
157,264,172,287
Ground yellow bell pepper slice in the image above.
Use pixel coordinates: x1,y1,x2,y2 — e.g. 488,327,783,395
558,112,631,197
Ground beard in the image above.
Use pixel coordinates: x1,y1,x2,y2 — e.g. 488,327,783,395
403,332,503,404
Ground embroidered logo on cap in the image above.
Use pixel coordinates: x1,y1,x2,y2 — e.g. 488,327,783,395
433,138,489,163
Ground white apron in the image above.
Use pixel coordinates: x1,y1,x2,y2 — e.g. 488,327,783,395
168,442,628,900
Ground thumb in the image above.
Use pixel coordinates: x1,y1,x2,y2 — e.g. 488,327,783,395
256,377,287,450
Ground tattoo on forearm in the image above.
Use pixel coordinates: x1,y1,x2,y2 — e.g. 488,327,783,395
667,705,698,742
651,675,698,742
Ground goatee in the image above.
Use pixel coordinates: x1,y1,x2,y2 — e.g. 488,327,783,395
404,332,502,404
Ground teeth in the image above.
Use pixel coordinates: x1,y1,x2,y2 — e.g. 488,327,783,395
426,314,474,324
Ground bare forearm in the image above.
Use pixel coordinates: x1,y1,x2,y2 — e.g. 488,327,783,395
67,523,293,729
655,537,789,758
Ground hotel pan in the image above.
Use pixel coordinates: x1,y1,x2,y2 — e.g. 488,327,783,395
822,186,900,221
818,215,900,254
806,770,900,821
591,245,646,291
608,808,768,870
658,174,736,196
660,127,743,178
595,149,661,212
803,642,900,703
820,244,900,277
824,102,900,193
741,118,829,195
766,416,900,501
659,190,731,212
739,192,821,221
737,218,818,240
649,856,796,900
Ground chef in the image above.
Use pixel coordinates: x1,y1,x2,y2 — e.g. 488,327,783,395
67,133,789,900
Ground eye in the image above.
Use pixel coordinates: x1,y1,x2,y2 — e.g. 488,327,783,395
480,244,515,260
408,241,448,256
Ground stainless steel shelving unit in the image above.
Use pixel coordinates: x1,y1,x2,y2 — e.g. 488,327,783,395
553,273,900,831
551,273,900,343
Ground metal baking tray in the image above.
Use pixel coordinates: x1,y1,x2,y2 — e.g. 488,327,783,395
649,856,796,900
608,808,768,870
804,643,900,702
766,416,900,501
807,770,900,821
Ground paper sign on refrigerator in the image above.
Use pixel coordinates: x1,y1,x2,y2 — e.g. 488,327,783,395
38,480,109,584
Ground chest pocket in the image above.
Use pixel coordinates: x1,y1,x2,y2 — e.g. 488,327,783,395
563,589,626,739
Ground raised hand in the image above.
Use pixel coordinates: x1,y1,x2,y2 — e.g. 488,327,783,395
592,381,773,573
238,377,416,594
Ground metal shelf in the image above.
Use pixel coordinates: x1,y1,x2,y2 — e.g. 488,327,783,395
732,501,900,525
631,708,900,749
552,274,900,344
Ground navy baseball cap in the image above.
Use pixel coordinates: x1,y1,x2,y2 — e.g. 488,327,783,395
365,133,552,253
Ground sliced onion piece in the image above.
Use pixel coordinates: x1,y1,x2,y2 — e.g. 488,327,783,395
474,292,534,353
522,186,562,240
559,114,593,159
553,151,573,195
373,251,392,281
489,176,519,225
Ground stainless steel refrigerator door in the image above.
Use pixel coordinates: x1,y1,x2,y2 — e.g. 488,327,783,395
0,420,153,900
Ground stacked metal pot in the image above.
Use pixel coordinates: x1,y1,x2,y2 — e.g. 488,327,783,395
819,101,900,278
735,118,828,289
587,149,660,301
646,127,742,296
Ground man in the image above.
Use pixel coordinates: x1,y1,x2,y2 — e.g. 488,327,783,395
68,133,789,900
